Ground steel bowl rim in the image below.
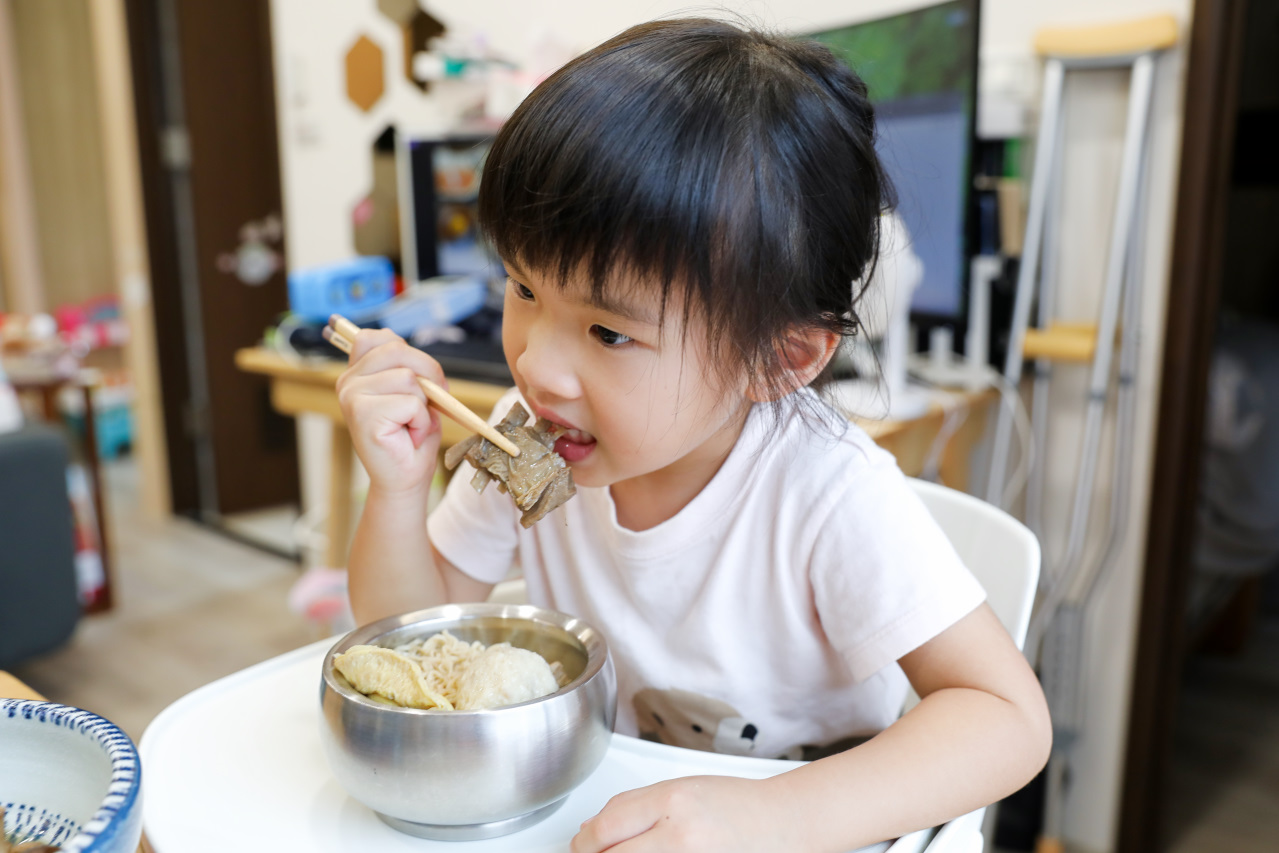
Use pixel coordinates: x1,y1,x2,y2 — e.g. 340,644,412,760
321,602,610,715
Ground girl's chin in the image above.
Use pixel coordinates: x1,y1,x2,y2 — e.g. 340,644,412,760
560,455,611,489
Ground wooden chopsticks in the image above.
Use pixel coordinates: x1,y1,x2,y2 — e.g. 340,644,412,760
323,314,521,458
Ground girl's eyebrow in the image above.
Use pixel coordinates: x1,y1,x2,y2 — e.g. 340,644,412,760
503,258,658,325
587,293,658,326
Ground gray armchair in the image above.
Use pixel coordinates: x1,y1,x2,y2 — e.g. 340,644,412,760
0,422,81,668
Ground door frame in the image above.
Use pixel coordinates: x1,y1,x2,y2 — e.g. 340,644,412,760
1117,1,1247,848
124,0,298,521
124,0,200,515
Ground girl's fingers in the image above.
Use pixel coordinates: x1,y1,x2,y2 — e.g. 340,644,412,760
340,329,449,389
342,326,398,361
571,795,660,853
349,391,438,449
340,367,428,405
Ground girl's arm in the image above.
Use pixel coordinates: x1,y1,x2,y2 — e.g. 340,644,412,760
346,487,493,625
776,603,1051,849
571,603,1051,853
337,329,494,625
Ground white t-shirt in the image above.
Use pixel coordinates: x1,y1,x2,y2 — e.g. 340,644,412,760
428,388,985,759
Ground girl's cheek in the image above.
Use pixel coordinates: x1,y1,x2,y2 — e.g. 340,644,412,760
501,305,528,362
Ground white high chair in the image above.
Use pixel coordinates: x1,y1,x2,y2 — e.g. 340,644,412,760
904,478,1041,701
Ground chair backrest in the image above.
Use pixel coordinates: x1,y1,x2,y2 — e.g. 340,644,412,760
899,479,1040,716
908,478,1040,651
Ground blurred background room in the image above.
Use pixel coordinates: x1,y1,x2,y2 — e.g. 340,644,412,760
0,1,1275,852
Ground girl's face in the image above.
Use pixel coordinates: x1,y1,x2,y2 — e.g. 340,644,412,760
501,260,750,496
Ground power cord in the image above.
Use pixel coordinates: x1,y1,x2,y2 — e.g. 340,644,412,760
907,358,1035,508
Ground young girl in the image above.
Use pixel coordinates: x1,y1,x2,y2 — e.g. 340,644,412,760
336,18,1050,853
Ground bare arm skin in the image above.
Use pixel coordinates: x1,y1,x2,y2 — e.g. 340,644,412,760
571,603,1051,853
336,329,493,625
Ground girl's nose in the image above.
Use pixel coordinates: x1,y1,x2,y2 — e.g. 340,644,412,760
516,321,583,403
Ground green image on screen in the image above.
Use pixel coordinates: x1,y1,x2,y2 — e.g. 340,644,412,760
808,1,979,319
811,2,975,111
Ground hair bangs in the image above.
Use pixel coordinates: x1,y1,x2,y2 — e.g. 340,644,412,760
479,18,891,396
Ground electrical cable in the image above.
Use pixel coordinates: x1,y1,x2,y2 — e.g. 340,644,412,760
911,382,969,485
906,364,1034,506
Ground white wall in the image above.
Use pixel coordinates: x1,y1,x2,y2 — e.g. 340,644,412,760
268,3,1192,850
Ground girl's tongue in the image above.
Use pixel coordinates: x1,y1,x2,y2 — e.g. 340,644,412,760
554,429,596,463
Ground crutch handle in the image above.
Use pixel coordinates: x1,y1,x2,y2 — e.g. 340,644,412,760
1022,323,1099,363
1035,14,1177,58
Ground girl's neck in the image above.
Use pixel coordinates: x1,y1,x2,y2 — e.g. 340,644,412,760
608,402,752,532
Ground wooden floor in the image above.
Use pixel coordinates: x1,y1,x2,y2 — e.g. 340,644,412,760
1163,616,1279,853
9,458,314,741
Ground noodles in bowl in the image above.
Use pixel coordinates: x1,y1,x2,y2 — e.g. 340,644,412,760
332,630,568,711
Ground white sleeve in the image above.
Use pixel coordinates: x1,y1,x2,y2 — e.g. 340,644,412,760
426,388,524,585
810,459,987,683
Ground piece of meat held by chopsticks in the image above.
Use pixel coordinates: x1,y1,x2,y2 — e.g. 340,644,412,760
443,403,575,527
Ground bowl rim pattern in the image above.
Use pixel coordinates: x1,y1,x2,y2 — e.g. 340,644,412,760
1,699,142,853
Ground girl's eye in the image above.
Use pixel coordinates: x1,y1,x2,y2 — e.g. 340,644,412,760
503,278,534,301
509,278,534,301
591,325,633,347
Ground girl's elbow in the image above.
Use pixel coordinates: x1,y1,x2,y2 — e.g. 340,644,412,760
1022,688,1054,779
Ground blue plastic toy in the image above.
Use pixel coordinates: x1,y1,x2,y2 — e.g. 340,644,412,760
288,257,396,322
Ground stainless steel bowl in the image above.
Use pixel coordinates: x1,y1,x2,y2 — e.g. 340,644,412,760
319,602,616,840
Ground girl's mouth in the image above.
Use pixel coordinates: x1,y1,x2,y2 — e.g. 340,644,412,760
554,429,596,463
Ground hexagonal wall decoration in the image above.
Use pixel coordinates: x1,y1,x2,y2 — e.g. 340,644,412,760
345,35,385,113
377,0,446,93
401,7,446,91
377,0,418,25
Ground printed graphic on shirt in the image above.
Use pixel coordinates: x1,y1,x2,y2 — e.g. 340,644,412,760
633,687,759,755
634,687,877,760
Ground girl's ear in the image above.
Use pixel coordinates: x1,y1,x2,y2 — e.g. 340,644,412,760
747,327,842,403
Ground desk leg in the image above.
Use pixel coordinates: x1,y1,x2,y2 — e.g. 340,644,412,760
80,384,114,612
327,425,354,568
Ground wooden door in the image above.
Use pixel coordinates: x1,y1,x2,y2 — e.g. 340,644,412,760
1117,0,1248,849
125,0,298,517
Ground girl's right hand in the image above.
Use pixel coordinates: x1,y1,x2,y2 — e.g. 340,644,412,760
335,328,447,496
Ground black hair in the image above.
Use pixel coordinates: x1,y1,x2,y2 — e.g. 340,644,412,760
478,17,892,401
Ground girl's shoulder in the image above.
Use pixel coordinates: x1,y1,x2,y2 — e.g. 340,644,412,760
731,389,922,535
756,388,903,490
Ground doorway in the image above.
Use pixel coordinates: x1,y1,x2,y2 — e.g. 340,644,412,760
124,0,299,536
1120,0,1279,849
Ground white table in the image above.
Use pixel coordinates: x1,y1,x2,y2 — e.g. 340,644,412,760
140,638,980,853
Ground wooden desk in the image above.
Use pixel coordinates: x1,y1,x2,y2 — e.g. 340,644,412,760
0,670,45,701
236,347,996,567
236,348,506,568
855,389,998,493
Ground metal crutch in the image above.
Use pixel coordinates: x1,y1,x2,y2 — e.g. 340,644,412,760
977,13,1177,853
985,12,1176,530
1037,129,1152,853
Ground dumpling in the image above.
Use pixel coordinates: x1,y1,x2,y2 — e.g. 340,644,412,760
453,643,559,710
333,645,453,710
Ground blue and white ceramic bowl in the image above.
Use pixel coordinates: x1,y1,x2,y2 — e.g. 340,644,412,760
0,700,142,853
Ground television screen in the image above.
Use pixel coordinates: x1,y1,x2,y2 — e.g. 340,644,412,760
809,0,979,322
398,135,499,284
